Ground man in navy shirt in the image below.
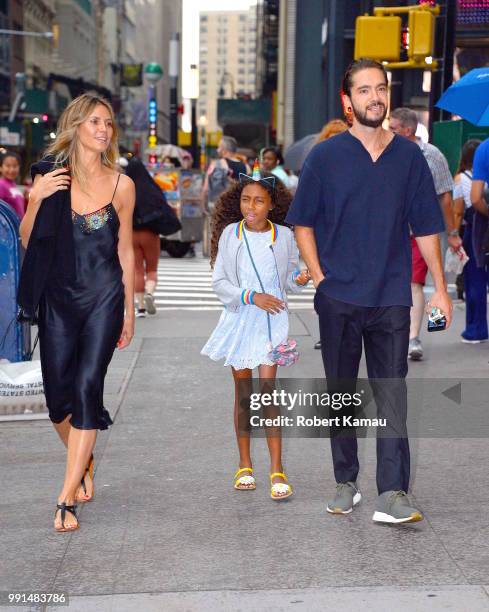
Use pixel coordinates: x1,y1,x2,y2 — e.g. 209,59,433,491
286,58,450,524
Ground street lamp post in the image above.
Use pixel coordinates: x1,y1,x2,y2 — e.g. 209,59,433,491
189,64,199,169
169,33,180,145
144,62,163,164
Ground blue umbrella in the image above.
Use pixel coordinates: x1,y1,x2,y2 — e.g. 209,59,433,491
436,67,489,126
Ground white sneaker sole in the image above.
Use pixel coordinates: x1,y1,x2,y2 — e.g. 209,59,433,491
372,510,423,524
327,491,362,514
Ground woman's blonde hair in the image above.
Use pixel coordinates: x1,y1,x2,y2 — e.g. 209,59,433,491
316,119,348,144
45,92,119,187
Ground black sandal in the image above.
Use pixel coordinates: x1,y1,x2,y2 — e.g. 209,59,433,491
77,454,94,503
54,502,79,532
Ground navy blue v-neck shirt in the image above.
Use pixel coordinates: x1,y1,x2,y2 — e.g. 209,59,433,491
286,131,445,307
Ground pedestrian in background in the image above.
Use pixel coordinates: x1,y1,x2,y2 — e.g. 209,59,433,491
316,118,349,144
285,169,299,193
288,59,449,524
389,107,461,361
18,93,135,533
201,136,247,212
312,119,349,351
125,156,166,318
464,137,489,343
201,163,310,500
201,136,248,257
260,146,290,188
0,151,25,220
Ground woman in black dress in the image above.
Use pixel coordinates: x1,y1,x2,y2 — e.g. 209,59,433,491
19,93,135,532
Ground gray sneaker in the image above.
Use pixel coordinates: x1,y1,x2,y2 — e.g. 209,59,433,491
326,482,361,515
408,337,423,361
144,293,157,315
373,490,424,524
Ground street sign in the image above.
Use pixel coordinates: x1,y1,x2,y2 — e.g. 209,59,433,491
120,63,143,87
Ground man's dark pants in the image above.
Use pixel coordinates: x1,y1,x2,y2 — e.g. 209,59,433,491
314,287,411,494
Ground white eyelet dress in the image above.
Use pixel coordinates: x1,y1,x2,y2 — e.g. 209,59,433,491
201,228,289,370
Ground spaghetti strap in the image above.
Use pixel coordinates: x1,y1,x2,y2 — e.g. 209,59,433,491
110,173,121,203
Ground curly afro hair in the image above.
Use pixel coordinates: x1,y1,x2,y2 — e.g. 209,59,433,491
210,176,293,267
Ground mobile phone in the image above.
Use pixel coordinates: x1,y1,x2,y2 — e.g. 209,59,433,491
427,307,446,332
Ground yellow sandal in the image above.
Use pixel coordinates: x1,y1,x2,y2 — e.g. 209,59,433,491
270,472,293,500
234,467,256,490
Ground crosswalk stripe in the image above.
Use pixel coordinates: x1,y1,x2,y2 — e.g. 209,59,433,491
153,257,314,311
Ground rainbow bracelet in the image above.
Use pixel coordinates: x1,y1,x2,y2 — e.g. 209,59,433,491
292,270,301,284
241,289,256,305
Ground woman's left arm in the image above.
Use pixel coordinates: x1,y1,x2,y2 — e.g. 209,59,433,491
116,175,136,349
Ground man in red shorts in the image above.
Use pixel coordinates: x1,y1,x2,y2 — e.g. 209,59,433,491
389,108,462,360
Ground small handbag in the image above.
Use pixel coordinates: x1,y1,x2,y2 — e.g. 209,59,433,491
242,226,299,366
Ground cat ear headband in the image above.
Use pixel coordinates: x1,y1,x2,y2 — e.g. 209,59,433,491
239,159,276,191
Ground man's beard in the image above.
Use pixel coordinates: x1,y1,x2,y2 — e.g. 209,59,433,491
351,101,387,128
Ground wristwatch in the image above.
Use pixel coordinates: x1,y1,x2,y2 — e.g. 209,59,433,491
448,229,459,237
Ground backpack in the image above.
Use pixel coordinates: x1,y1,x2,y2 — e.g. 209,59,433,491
207,159,232,203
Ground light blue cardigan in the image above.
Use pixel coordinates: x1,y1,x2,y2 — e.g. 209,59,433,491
212,221,303,312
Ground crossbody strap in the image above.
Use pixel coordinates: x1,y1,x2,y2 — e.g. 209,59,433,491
242,227,272,344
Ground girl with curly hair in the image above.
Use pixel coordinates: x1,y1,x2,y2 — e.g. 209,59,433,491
201,163,310,501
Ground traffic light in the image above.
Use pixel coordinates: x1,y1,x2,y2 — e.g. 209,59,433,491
408,10,435,60
354,4,440,69
354,16,401,61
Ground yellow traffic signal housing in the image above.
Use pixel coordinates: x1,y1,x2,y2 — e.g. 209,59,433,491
408,10,435,60
354,16,401,61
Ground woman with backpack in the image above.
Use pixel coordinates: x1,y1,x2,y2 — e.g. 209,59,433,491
201,136,248,212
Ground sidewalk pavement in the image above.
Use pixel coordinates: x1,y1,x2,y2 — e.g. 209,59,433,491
1,302,489,612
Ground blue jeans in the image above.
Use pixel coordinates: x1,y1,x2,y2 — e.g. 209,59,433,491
462,224,489,341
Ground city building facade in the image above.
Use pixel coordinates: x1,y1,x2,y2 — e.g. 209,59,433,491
130,0,182,147
23,0,55,88
199,8,257,133
0,0,26,109
103,0,182,148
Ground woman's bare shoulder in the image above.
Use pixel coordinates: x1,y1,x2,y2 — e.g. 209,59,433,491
114,173,135,201
110,172,134,215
